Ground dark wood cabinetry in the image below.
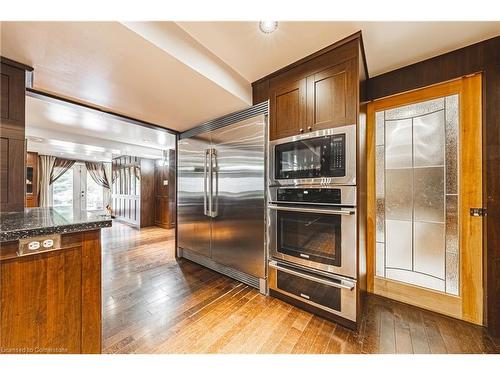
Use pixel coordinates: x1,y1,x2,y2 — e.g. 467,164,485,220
25,151,38,207
154,149,176,229
0,58,32,213
306,59,356,131
0,230,102,353
262,37,360,140
270,78,306,140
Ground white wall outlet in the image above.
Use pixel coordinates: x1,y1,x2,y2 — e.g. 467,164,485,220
163,180,169,186
28,241,40,250
42,239,54,248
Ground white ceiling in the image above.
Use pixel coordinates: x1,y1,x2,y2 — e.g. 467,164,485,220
178,21,500,80
26,95,176,162
1,21,499,133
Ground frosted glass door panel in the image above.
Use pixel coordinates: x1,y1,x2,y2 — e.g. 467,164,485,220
375,94,459,295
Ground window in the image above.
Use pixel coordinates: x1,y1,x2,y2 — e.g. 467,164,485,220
52,167,74,207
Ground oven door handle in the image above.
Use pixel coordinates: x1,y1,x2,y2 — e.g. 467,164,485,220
269,262,355,290
267,204,355,216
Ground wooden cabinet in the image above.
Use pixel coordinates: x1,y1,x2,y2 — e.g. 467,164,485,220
306,58,356,131
25,151,38,207
270,78,307,140
154,149,176,229
1,58,30,212
269,58,356,140
0,230,102,354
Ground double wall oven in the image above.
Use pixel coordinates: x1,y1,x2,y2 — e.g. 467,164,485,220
267,125,358,323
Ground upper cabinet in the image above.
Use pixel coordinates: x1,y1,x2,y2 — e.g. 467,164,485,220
270,78,307,140
1,58,31,213
252,34,365,141
306,59,356,131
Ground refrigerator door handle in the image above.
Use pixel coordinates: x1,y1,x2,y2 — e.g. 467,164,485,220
204,148,209,216
208,148,213,217
211,148,219,218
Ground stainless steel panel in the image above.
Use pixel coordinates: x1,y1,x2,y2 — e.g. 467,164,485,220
177,134,212,258
413,110,445,167
414,167,445,223
385,118,412,169
268,125,356,187
268,260,357,322
414,221,445,279
210,114,266,279
268,185,356,207
445,95,459,194
385,219,412,270
385,168,413,220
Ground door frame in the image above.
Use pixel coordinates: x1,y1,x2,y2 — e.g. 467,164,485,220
366,74,483,325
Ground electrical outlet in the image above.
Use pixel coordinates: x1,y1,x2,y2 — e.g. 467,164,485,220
28,241,40,250
42,239,54,248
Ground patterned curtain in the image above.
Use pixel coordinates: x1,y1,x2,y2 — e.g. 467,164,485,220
84,161,110,189
50,158,76,184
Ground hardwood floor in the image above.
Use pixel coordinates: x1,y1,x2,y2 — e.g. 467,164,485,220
101,222,500,354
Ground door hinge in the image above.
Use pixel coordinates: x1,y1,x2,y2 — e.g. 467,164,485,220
470,208,487,217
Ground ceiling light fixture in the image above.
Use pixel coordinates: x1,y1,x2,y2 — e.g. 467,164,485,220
259,21,278,34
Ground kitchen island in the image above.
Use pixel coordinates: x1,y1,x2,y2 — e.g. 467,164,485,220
0,207,111,354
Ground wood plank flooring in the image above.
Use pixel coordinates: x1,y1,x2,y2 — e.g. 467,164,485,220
101,222,500,354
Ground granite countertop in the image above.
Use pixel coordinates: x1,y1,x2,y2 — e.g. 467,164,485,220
0,207,112,242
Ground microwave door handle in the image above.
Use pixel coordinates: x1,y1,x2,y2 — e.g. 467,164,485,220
267,205,355,216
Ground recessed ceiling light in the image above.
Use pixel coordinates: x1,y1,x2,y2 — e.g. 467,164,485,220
259,21,278,34
28,136,44,143
143,138,151,143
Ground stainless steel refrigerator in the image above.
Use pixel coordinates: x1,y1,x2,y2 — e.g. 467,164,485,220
177,103,268,293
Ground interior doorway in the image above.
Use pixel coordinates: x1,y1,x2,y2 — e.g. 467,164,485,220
367,74,483,325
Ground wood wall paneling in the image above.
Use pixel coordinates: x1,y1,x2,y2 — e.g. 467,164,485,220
140,158,155,228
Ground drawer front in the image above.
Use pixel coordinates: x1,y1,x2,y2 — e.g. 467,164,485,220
269,261,356,322
277,269,341,311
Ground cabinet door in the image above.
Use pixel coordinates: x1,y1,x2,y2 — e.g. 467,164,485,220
307,58,356,131
270,78,307,140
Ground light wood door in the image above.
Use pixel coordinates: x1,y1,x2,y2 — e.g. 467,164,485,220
306,58,356,132
366,75,483,325
270,78,306,140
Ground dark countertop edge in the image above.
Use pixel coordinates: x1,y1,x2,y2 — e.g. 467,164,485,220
0,219,112,243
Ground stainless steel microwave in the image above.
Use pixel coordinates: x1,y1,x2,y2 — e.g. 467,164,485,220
268,125,356,187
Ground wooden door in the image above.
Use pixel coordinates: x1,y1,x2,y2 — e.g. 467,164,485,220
269,78,307,140
367,75,483,325
306,58,356,132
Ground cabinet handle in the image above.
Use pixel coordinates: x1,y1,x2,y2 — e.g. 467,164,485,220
299,128,304,133
307,126,312,131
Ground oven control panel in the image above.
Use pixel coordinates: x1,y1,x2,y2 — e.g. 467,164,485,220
277,188,342,204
